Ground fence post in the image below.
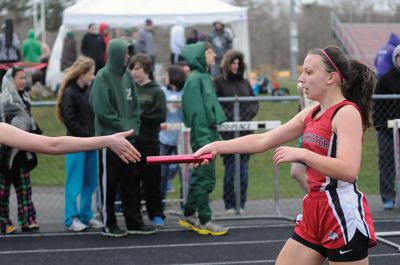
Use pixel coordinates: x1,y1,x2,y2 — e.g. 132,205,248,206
233,96,241,213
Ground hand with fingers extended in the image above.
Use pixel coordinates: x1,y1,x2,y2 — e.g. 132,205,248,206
273,146,306,165
108,129,141,164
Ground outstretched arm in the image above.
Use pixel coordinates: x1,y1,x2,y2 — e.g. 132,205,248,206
194,110,306,159
0,123,141,164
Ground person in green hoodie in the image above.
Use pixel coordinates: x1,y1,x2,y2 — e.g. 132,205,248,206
128,54,167,227
178,41,228,236
89,39,156,237
22,30,42,63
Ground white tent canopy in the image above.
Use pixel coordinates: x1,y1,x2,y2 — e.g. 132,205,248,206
47,0,250,90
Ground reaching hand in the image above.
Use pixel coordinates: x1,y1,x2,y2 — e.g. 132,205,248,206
109,129,141,164
273,146,304,165
193,143,218,167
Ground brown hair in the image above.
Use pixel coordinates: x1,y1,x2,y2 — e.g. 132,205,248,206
308,46,375,130
220,49,245,80
56,56,95,123
167,65,186,91
128,54,154,80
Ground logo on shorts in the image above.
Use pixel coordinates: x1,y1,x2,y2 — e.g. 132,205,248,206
327,231,339,241
339,249,353,255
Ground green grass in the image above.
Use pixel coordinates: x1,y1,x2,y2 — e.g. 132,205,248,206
30,80,379,200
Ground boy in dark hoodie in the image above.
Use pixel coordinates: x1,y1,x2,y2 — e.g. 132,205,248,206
179,42,228,236
129,54,167,227
90,39,156,237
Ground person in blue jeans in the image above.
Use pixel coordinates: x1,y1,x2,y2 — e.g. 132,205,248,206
213,50,259,215
159,65,187,210
57,56,103,231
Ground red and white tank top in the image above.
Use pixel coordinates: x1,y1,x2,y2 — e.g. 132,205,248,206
302,100,361,192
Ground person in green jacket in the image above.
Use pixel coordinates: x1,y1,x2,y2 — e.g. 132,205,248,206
89,39,156,237
22,30,42,63
128,54,167,227
179,41,228,236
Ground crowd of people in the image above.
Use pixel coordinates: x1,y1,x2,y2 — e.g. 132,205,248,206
3,15,400,264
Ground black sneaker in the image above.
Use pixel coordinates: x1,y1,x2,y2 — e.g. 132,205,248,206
102,225,127,237
127,224,157,235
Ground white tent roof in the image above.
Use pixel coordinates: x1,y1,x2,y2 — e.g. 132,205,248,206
63,0,247,28
47,0,250,90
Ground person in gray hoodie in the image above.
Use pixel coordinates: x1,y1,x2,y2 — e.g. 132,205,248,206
137,19,157,69
0,67,40,234
372,45,400,210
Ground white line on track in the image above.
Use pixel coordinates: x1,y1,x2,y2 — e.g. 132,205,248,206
160,260,276,265
0,239,286,255
0,223,293,238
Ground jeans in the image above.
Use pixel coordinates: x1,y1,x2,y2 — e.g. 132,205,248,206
223,154,250,210
377,129,396,203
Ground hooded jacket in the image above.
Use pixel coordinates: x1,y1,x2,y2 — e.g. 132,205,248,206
22,29,42,63
214,50,259,139
135,80,166,143
89,39,140,142
0,69,38,173
99,23,111,62
373,44,400,130
208,22,233,60
181,42,226,150
375,33,400,79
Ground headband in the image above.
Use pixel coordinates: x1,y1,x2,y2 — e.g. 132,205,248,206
319,49,345,82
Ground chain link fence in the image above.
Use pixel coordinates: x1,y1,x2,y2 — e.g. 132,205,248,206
6,96,400,229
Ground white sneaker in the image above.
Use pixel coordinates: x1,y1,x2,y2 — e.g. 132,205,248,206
67,218,87,232
88,218,103,229
225,208,237,216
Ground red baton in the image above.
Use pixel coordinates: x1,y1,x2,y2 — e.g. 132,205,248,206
146,154,213,165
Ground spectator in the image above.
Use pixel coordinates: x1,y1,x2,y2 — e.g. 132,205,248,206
159,65,187,210
0,19,21,64
22,29,42,63
170,16,186,64
61,32,77,71
99,23,111,62
81,23,106,74
136,19,156,69
56,56,103,231
186,29,198,45
214,50,259,215
89,39,156,237
37,38,51,86
372,45,400,210
129,54,167,227
179,42,228,236
208,21,233,78
177,60,191,76
375,33,400,80
0,66,41,234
